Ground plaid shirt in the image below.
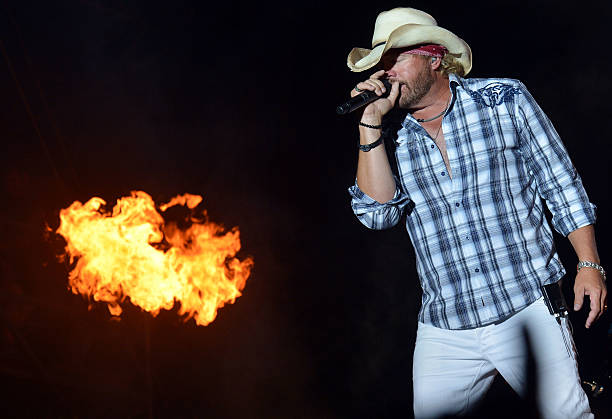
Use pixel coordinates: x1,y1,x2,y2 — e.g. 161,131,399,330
349,74,596,330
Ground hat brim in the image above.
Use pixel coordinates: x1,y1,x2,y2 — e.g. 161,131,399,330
347,24,472,74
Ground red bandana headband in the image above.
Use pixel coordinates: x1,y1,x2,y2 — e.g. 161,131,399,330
399,44,448,58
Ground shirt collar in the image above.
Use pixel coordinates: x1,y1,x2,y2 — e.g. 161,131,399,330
448,73,464,90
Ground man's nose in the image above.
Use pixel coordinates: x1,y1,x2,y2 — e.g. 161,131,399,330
384,70,395,78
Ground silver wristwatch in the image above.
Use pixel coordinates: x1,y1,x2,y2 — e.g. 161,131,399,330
576,261,607,281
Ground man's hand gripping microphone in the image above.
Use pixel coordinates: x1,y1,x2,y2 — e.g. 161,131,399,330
336,79,392,115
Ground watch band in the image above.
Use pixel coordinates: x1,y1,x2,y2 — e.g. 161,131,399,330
359,136,383,152
577,261,606,281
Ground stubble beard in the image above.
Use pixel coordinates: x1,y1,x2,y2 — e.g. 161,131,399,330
397,66,435,109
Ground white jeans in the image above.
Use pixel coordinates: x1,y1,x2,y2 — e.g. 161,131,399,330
413,297,592,418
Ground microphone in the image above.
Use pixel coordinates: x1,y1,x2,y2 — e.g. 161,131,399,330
336,79,392,115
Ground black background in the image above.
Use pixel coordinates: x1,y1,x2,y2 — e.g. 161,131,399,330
1,1,610,417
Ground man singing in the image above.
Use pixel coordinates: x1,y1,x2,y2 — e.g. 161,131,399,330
346,7,606,418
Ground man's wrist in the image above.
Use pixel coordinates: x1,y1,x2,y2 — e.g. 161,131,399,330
577,261,606,281
360,112,383,125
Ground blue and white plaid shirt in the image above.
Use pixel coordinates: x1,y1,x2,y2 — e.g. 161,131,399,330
349,74,596,330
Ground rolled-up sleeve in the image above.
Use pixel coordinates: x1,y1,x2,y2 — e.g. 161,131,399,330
348,180,412,230
516,82,596,236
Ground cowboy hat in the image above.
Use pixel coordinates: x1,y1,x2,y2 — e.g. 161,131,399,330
347,7,472,74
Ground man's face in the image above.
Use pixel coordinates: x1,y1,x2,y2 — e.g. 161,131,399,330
380,49,434,109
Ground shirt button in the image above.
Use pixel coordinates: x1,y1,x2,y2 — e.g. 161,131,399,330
441,171,446,176
455,202,460,207
465,235,470,241
430,144,435,149
475,268,480,273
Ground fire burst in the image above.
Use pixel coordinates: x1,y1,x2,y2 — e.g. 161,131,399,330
55,191,253,326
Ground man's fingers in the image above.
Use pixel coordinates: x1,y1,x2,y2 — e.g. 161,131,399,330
353,80,384,96
598,288,607,320
351,70,389,97
366,79,386,95
351,81,374,97
366,71,388,94
575,273,607,328
573,283,584,311
387,81,400,105
586,291,601,328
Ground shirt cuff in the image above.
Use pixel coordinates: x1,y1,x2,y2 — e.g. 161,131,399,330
349,181,409,208
553,202,597,237
348,181,412,230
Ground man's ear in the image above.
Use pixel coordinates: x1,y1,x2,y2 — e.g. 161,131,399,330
430,57,441,70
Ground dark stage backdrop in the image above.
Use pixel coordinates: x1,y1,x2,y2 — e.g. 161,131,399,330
1,1,610,417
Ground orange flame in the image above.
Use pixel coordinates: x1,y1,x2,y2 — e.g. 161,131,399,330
56,191,253,326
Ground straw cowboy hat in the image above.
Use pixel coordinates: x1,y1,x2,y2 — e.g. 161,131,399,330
347,7,472,74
